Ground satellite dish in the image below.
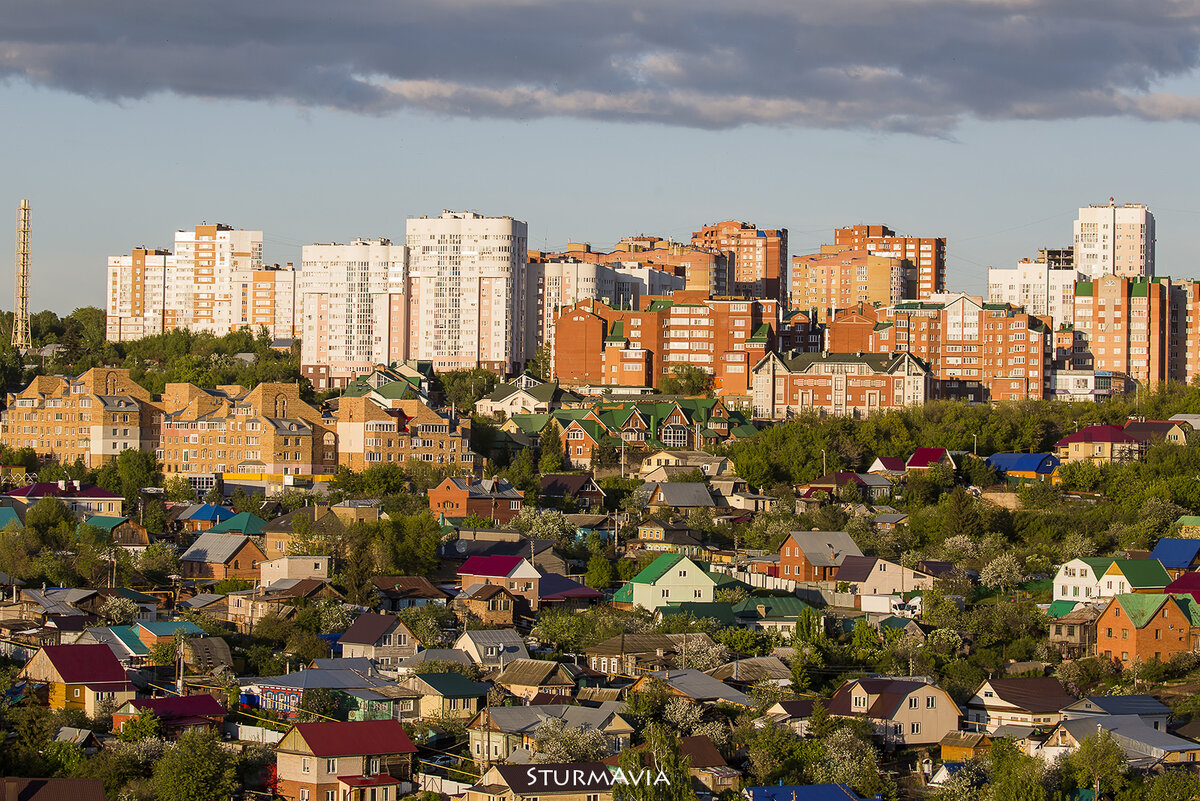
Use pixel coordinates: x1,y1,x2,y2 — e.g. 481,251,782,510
455,539,467,554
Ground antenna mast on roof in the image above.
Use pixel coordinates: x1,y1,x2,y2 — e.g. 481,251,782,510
11,200,31,350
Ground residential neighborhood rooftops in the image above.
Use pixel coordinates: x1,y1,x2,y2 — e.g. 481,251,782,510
289,720,416,757
339,613,407,646
982,677,1076,713
180,533,255,564
1148,539,1200,571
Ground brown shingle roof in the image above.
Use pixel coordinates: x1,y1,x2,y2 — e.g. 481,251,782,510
981,677,1076,713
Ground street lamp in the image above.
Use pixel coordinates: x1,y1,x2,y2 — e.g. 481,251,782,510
820,449,827,475
972,434,978,456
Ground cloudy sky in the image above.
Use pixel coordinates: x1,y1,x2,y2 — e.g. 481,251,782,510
3,0,1200,311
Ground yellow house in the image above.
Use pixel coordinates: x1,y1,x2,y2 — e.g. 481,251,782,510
19,644,136,713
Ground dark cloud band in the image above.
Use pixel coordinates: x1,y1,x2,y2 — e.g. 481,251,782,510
1,0,1199,132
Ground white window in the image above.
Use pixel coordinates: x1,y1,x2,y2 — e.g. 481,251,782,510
910,722,921,735
300,790,309,801
853,696,866,709
926,696,936,709
302,757,310,774
327,758,336,773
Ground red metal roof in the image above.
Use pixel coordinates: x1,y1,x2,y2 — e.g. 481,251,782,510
41,644,127,684
906,448,949,468
127,694,226,719
6,482,120,499
294,719,417,757
459,555,525,578
1055,424,1137,446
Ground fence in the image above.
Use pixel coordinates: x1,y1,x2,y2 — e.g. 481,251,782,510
0,638,36,662
225,723,284,744
419,774,473,795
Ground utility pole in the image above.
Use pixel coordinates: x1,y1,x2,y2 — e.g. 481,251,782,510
11,200,31,350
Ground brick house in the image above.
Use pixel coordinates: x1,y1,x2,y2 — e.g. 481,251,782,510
778,530,863,582
274,719,417,801
453,583,518,627
1095,593,1200,666
338,613,419,667
458,555,542,612
179,533,266,581
428,477,525,525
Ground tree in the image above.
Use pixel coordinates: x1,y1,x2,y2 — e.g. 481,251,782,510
980,553,1024,593
986,737,1047,801
532,717,608,763
1145,769,1200,801
585,554,616,589
137,541,180,585
1070,729,1127,797
150,730,238,801
142,498,167,533
95,448,161,511
164,474,197,502
101,595,140,625
612,722,694,801
297,687,341,722
529,344,552,381
658,365,712,397
539,421,565,474
810,727,888,798
117,707,162,742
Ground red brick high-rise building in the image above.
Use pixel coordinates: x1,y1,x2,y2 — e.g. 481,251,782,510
691,221,788,304
834,225,946,299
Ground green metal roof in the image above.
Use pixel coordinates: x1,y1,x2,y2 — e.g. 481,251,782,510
660,602,736,626
614,583,633,603
732,595,812,620
1075,282,1094,297
1046,600,1078,619
1113,593,1170,628
628,553,687,584
647,300,675,312
1108,558,1170,588
417,672,489,697
604,322,626,343
138,620,205,638
208,512,268,535
1178,516,1200,527
1131,281,1150,298
109,625,149,656
82,516,129,532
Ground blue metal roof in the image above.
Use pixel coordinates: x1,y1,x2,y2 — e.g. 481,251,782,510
1149,538,1200,570
985,452,1059,474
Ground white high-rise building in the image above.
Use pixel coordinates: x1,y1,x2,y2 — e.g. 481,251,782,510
407,211,528,373
106,224,300,342
987,257,1081,332
299,238,408,390
1073,201,1155,280
524,259,683,356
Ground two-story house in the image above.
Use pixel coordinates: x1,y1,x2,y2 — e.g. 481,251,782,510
275,719,417,801
833,556,935,596
179,533,267,581
399,672,489,720
965,677,1077,732
338,614,419,667
1094,593,1200,666
827,678,958,746
453,630,529,669
1052,557,1170,603
19,643,135,714
494,658,576,701
611,553,718,611
458,556,542,613
584,632,718,679
428,477,525,525
468,705,633,766
453,584,519,627
778,530,863,582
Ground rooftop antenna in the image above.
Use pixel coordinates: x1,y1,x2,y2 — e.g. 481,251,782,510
11,199,31,350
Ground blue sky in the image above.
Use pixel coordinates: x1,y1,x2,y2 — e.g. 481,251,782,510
3,0,1200,313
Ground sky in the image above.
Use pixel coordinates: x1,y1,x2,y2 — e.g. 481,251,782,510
3,0,1200,313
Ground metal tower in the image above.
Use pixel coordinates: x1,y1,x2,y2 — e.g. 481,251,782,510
11,199,30,349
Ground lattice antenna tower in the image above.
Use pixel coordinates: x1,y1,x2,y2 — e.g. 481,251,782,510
11,199,30,349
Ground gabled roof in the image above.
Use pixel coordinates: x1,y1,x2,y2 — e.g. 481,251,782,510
784,530,863,567
491,762,614,794
1123,420,1183,443
291,720,417,757
495,658,574,688
624,553,693,585
1108,593,1183,628
1055,424,1137,446
1107,559,1170,588
1148,539,1200,570
372,576,449,600
834,555,878,583
645,482,715,508
539,474,603,497
37,643,127,684
459,555,530,578
828,677,930,719
977,677,1076,713
1064,694,1171,718
906,448,954,469
732,595,813,621
442,477,524,499
705,656,791,683
181,533,258,565
985,453,1060,474
412,672,489,697
81,515,130,532
207,512,268,535
123,694,225,720
645,668,749,705
339,613,407,646
539,573,603,602
183,504,235,523
6,482,121,500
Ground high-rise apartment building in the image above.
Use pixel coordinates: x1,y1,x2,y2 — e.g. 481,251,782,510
789,248,905,318
531,240,730,297
987,255,1081,332
833,225,946,299
407,211,528,374
106,225,300,342
1073,201,1155,280
1070,276,1169,387
524,259,683,357
691,221,788,302
299,238,408,390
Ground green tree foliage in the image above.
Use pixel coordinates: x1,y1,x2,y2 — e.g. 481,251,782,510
94,449,161,512
612,722,695,801
136,542,180,585
297,687,341,722
1070,729,1127,797
539,420,565,473
658,366,713,397
101,595,140,625
150,730,238,801
163,474,197,502
585,554,616,589
117,708,162,742
438,368,500,412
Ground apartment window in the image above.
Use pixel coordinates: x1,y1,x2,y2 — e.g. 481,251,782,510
326,792,336,801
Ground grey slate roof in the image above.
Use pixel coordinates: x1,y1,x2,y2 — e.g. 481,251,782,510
482,704,626,735
252,668,390,690
787,530,864,567
705,656,792,683
178,593,225,610
645,482,716,508
1057,715,1199,761
181,533,253,564
396,649,472,670
646,669,750,705
495,658,574,688
457,630,529,663
1065,695,1172,718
